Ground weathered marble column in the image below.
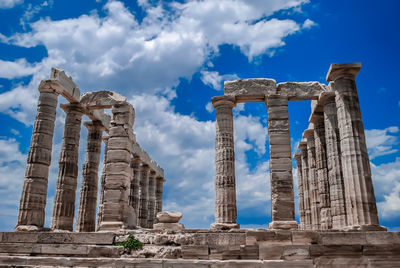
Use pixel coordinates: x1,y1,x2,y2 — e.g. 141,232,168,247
51,103,83,231
293,152,305,230
76,121,104,232
312,116,332,230
147,170,156,228
303,129,320,230
129,156,141,223
211,96,239,230
138,164,150,228
98,102,136,231
322,94,347,229
267,96,298,230
96,135,109,231
298,141,312,230
327,63,385,230
15,86,59,232
155,176,164,219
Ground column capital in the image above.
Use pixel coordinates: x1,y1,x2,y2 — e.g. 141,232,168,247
38,80,60,94
293,152,302,161
303,128,315,140
102,135,109,143
326,62,361,82
298,141,307,151
140,164,150,171
156,176,166,182
60,103,84,114
84,120,105,131
211,96,236,109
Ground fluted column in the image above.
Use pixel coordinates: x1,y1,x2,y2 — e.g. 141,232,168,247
96,135,109,231
327,63,385,230
313,116,332,230
322,94,347,229
298,142,312,230
267,96,298,230
129,156,141,224
15,86,59,231
51,103,83,231
138,164,150,228
303,129,320,230
155,176,164,219
211,96,239,230
147,170,156,228
98,103,136,231
76,121,104,232
293,152,305,230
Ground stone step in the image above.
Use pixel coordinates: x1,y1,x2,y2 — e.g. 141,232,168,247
0,232,115,245
0,243,123,257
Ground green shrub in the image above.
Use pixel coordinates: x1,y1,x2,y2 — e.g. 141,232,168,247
115,234,144,250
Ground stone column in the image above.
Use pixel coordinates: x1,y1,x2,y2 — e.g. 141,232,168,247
210,96,239,230
293,152,305,230
51,103,83,231
76,121,104,232
147,170,156,228
129,156,141,224
96,135,109,231
298,142,312,230
98,103,136,231
322,94,347,229
138,164,150,228
155,176,164,219
267,96,298,230
15,86,59,232
312,116,332,230
327,63,385,230
303,129,320,230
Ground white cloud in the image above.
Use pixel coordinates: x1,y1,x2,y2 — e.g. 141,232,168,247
302,18,317,29
205,102,213,113
365,126,399,159
0,0,23,9
200,70,238,91
0,58,38,79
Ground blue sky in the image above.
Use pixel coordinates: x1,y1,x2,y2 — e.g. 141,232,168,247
0,0,399,231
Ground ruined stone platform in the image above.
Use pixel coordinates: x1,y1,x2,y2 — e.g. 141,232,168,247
0,229,399,267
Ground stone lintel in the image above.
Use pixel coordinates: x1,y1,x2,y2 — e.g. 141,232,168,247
38,67,81,102
326,62,361,82
276,82,327,101
80,91,127,109
211,96,236,108
86,109,111,132
223,78,276,102
83,120,106,131
132,143,164,178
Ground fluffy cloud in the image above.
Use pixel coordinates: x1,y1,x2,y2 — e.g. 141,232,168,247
200,70,238,91
0,58,38,79
0,0,23,9
365,126,399,159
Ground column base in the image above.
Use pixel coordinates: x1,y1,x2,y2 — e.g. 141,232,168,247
343,224,387,232
268,221,299,230
210,223,240,230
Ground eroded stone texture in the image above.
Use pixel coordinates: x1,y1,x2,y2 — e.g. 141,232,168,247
80,90,127,109
155,177,164,220
266,96,297,230
224,78,276,102
303,129,320,230
322,94,347,229
138,164,150,228
51,103,83,231
312,116,331,230
276,82,327,100
76,121,104,232
96,136,109,231
98,102,136,231
211,96,239,230
293,152,305,230
299,142,312,230
157,211,183,223
329,63,384,230
147,171,157,228
129,156,141,224
16,88,59,231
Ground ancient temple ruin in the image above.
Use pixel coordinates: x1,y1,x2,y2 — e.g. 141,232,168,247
1,63,399,267
211,62,385,232
14,68,165,232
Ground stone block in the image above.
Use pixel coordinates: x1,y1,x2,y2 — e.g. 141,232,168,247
0,243,39,254
258,244,284,260
104,174,130,189
246,230,292,246
107,137,132,150
269,134,290,145
240,245,259,259
365,232,400,245
224,78,276,101
106,149,131,163
112,103,134,114
292,231,318,245
87,245,123,257
318,232,366,245
112,112,134,126
40,244,89,255
0,232,38,243
282,245,310,260
363,244,400,256
25,163,49,179
276,82,325,100
157,211,182,223
105,162,131,176
181,245,209,259
36,232,115,245
310,245,363,257
267,107,289,120
153,223,185,231
209,245,241,260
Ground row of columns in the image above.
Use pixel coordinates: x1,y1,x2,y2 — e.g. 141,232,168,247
294,64,384,231
15,84,164,232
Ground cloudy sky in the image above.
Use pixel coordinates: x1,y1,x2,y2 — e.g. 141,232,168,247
0,0,399,231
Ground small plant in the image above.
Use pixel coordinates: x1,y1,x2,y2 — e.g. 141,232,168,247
115,234,144,250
